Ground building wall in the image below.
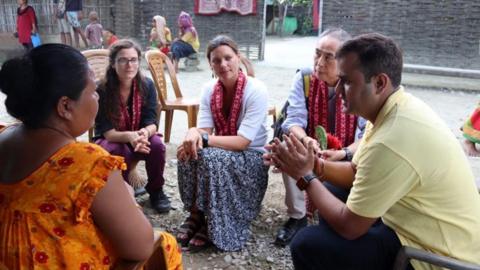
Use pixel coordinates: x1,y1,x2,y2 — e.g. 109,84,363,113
114,0,266,60
322,1,480,69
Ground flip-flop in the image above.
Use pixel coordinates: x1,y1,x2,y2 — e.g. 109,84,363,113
176,215,204,247
188,225,212,253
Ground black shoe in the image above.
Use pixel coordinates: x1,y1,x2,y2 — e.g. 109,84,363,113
134,187,147,197
149,189,171,214
274,216,308,247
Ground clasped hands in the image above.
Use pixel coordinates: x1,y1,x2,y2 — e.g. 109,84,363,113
177,128,203,161
129,128,151,154
263,134,318,180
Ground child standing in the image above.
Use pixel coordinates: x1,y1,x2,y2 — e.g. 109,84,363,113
149,15,172,54
85,11,103,49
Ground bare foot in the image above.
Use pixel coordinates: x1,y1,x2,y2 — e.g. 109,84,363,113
463,139,480,157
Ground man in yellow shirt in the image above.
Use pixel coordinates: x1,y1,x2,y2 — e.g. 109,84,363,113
266,33,480,269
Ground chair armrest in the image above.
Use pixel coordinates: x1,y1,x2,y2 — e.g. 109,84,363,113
393,246,480,270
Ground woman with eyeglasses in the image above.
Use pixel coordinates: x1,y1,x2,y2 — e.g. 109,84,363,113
94,39,171,214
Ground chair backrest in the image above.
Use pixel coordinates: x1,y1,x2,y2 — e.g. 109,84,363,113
145,50,183,107
82,49,110,83
240,55,255,77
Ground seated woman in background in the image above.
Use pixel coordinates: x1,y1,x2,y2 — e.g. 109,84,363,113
102,28,118,48
94,39,171,214
176,35,269,252
462,103,480,156
0,44,181,269
149,15,172,54
170,11,200,72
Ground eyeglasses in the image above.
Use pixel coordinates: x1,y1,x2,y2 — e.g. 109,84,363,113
116,57,139,65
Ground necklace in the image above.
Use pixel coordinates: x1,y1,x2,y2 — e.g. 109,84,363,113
41,125,76,141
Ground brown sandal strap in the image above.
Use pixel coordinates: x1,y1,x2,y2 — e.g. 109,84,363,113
190,226,209,243
176,215,204,245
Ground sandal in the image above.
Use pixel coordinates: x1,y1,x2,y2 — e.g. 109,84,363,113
176,214,204,247
188,225,212,253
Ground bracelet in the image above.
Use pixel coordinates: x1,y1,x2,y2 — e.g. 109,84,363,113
316,158,326,181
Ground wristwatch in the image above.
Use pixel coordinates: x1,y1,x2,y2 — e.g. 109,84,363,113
343,147,353,161
201,133,209,148
296,173,318,191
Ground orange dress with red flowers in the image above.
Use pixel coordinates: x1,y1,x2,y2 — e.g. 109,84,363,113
0,142,125,270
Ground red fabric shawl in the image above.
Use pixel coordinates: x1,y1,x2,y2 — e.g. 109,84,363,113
306,76,357,147
118,80,143,131
210,71,247,136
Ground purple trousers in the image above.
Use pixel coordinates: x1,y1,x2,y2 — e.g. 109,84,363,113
95,134,166,193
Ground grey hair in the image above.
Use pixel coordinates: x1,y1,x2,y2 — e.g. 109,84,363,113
319,27,351,44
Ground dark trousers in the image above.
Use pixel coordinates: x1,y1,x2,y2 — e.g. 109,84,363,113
22,42,33,51
290,182,412,270
96,134,166,194
170,40,195,60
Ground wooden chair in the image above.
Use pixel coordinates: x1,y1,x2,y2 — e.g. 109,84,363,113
393,246,480,270
240,55,277,123
145,50,199,143
82,49,110,142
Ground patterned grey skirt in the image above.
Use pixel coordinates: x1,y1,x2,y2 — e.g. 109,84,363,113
178,147,269,251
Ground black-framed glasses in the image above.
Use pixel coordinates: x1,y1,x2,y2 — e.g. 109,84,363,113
116,57,139,65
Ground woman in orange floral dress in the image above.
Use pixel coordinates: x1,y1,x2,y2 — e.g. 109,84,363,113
0,44,182,270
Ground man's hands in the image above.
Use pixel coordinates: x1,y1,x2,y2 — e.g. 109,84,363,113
177,128,203,161
264,134,316,180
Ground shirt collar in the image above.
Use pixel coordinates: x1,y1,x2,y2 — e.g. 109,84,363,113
372,86,405,128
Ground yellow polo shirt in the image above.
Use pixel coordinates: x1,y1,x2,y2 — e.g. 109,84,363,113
348,87,480,269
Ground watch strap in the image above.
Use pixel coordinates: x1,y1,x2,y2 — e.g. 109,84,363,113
296,173,318,191
201,133,209,148
343,147,353,161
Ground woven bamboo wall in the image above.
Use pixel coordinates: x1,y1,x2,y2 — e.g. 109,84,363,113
322,1,480,69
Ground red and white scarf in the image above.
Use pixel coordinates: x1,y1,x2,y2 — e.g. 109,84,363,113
306,76,357,147
118,80,142,131
210,71,247,136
